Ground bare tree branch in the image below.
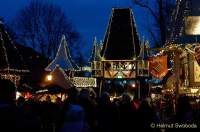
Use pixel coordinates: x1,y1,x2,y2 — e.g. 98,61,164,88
132,0,159,24
10,0,80,58
142,24,160,47
147,27,160,47
132,0,175,46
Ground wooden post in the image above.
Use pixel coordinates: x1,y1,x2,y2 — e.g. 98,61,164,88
174,51,181,112
137,81,140,99
99,79,103,97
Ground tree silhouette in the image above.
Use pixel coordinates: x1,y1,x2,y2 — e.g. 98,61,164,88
132,0,175,47
10,0,80,58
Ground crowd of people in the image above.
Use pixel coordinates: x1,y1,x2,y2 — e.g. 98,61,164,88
0,79,200,132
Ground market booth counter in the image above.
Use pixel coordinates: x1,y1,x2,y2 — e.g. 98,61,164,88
35,84,68,102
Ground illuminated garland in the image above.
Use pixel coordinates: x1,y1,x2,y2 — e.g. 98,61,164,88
78,66,92,72
49,65,72,81
0,22,29,73
102,8,139,59
101,8,114,58
130,8,140,58
0,73,20,86
89,37,102,77
0,31,9,69
71,77,97,87
99,40,103,52
168,0,189,43
138,38,151,59
0,68,29,72
89,37,99,62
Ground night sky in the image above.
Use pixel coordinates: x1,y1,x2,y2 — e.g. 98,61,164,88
0,0,153,59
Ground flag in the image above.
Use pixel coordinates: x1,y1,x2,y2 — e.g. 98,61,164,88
148,55,168,79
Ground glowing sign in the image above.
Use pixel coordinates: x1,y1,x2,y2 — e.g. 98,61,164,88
185,16,200,35
103,61,137,78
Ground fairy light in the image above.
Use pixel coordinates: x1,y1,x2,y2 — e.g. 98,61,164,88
0,73,20,86
72,77,97,87
90,36,101,62
0,31,10,69
0,69,29,72
0,22,28,87
102,8,139,59
7,34,27,71
101,9,114,58
130,8,140,56
45,35,77,71
1,23,28,72
90,37,102,77
190,88,199,94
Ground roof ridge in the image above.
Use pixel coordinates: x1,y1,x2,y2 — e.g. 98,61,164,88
45,35,76,71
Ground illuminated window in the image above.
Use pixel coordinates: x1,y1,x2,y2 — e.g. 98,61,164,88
47,75,53,81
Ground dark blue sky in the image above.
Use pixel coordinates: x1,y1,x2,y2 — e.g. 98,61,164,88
0,0,153,59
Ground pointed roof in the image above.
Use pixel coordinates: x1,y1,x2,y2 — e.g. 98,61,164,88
0,21,28,73
90,37,101,62
45,35,76,71
138,39,151,60
42,65,74,89
101,8,140,60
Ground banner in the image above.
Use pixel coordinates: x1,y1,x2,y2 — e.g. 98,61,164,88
148,55,168,79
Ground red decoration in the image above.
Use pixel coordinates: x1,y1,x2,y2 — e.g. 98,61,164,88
148,55,168,79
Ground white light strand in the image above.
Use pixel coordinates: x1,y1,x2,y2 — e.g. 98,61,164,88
0,31,10,69
45,35,76,71
89,36,98,62
5,29,26,70
0,73,20,86
0,68,29,72
102,8,114,58
130,8,140,58
0,23,28,72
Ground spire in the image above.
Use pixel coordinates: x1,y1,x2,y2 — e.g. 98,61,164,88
42,66,74,89
90,37,101,62
99,40,103,51
45,35,75,71
138,38,150,60
101,8,140,60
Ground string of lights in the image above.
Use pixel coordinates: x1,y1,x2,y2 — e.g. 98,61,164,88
0,73,20,86
130,8,140,58
4,27,28,72
72,77,97,88
0,22,28,86
0,31,10,69
45,35,76,71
